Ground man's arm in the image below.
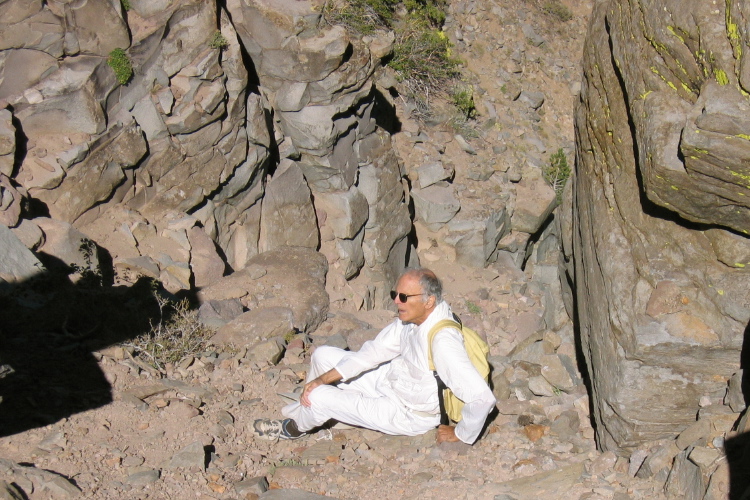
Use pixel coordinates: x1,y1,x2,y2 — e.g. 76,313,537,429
432,329,497,444
299,320,405,407
300,368,342,407
332,319,403,381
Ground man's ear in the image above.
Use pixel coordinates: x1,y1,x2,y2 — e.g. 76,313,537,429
427,295,436,308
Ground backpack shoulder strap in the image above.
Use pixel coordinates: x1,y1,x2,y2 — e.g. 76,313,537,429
427,319,462,371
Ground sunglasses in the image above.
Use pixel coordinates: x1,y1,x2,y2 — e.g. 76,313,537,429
390,290,422,303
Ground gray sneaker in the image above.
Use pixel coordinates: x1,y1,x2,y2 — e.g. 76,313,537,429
252,418,304,441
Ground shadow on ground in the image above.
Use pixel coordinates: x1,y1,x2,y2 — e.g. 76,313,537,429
726,320,750,499
0,257,168,437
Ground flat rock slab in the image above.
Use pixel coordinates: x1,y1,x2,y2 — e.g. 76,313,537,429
479,462,585,497
260,489,337,500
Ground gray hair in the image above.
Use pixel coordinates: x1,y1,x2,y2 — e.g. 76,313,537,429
402,267,443,303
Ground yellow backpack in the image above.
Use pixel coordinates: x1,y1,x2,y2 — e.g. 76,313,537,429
427,318,490,423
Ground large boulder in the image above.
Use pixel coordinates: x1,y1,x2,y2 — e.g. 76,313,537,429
0,109,14,177
258,161,319,252
31,121,148,224
0,0,411,313
566,0,750,453
0,1,65,57
202,246,329,345
0,223,44,286
228,0,409,307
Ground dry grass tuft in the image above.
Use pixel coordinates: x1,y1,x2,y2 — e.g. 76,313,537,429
122,294,216,371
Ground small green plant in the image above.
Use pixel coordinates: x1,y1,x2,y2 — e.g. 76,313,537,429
107,48,133,85
209,30,228,49
404,0,446,25
122,294,216,371
284,330,297,343
121,0,131,11
466,300,482,315
451,85,476,119
542,1,573,22
544,148,571,202
268,458,306,475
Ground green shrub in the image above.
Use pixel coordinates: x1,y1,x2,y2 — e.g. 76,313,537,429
323,0,460,114
322,0,394,34
209,30,229,49
466,300,482,314
121,0,131,11
451,84,476,119
389,20,459,85
542,1,573,22
544,148,571,202
404,0,447,25
107,48,133,85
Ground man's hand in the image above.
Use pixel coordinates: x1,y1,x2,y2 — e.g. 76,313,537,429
436,424,460,444
300,368,343,407
300,378,323,407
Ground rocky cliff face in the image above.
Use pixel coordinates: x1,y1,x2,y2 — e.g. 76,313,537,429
564,0,750,455
0,0,411,315
1,0,563,323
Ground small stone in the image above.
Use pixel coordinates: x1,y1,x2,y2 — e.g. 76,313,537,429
676,419,711,450
126,469,160,485
167,441,206,470
523,424,548,442
122,456,145,467
40,480,78,498
688,446,721,469
410,471,433,483
454,134,477,155
207,482,226,493
628,450,648,477
0,480,24,500
588,451,617,476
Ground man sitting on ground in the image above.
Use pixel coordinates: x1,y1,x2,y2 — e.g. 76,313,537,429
253,267,496,444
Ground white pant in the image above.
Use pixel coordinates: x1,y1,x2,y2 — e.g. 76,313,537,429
282,346,440,435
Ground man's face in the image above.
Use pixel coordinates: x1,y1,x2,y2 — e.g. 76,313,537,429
393,273,434,325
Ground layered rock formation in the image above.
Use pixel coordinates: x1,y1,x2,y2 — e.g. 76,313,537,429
0,0,412,319
564,0,750,459
1,0,565,329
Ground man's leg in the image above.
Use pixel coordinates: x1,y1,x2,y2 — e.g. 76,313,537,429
283,384,439,436
256,345,439,439
253,345,349,440
277,344,367,433
305,345,348,381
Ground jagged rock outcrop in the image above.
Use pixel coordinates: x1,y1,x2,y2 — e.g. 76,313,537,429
564,0,750,463
226,0,410,309
0,0,416,316
0,0,572,326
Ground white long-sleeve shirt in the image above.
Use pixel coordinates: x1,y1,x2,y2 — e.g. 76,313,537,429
333,301,497,444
